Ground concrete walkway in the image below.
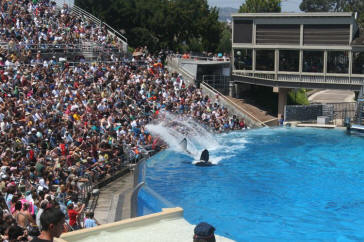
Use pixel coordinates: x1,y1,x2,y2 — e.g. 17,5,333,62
308,89,355,103
226,96,277,125
93,171,135,224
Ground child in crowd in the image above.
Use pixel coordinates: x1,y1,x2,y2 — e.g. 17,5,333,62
84,212,99,228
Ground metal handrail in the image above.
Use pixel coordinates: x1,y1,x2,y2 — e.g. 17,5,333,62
103,22,128,43
170,54,230,62
202,82,267,127
72,5,102,26
1,42,123,51
72,5,128,44
237,72,364,86
53,2,128,50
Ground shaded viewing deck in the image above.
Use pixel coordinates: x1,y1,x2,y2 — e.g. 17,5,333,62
233,72,364,91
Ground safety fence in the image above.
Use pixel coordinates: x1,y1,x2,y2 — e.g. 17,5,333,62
169,54,230,62
202,75,231,95
0,42,125,62
285,102,357,126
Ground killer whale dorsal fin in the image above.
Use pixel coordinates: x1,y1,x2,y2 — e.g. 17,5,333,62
200,149,209,162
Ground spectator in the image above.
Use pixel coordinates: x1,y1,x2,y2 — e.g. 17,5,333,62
31,207,65,242
36,200,49,228
7,224,29,241
84,212,99,228
0,0,242,237
15,202,36,229
67,201,85,230
193,222,216,242
279,115,284,126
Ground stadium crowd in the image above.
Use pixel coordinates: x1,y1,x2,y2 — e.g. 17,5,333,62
0,0,246,241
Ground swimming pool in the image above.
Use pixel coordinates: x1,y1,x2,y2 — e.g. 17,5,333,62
138,128,364,241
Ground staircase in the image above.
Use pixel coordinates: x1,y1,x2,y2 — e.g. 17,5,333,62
71,5,128,53
54,1,128,55
81,41,95,60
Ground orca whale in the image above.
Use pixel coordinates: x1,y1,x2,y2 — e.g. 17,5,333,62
195,149,214,166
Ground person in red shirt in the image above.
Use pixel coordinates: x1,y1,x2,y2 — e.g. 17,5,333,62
67,202,85,230
239,119,245,129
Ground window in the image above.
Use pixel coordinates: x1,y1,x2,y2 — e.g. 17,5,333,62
234,49,252,70
279,50,299,72
233,20,252,43
256,50,275,71
304,25,349,45
303,51,323,73
256,25,300,45
327,51,349,74
353,51,364,74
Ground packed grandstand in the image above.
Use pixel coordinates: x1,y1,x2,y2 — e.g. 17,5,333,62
0,0,246,240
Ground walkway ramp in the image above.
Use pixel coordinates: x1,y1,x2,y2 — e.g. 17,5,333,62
226,97,277,126
93,171,134,224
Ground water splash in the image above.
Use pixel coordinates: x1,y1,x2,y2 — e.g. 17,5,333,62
146,111,220,160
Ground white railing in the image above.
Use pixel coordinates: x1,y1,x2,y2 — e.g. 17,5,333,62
235,71,364,86
72,5,102,26
54,0,75,8
170,54,230,62
54,1,128,52
202,82,267,127
71,5,128,51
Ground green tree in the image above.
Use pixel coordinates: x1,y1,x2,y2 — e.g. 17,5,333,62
299,0,364,28
299,0,334,12
217,24,232,54
239,0,281,13
76,0,222,53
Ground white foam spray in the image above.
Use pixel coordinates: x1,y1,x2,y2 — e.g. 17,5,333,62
146,111,221,162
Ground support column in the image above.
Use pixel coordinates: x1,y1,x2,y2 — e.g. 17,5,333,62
277,88,289,120
234,83,239,98
229,82,235,97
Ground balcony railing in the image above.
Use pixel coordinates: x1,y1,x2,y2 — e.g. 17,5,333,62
233,70,364,86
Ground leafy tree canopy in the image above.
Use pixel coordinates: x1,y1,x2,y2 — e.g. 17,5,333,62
239,0,281,13
299,0,364,28
76,0,223,53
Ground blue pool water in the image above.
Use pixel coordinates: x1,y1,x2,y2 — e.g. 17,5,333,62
138,128,364,241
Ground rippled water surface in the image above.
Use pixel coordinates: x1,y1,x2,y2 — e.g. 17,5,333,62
139,128,364,241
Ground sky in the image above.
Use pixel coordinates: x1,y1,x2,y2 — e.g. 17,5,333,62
208,0,302,12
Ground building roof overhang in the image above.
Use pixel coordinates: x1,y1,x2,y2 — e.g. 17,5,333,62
231,12,355,18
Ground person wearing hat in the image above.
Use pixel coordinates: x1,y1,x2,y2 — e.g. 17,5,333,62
193,222,216,242
67,200,85,230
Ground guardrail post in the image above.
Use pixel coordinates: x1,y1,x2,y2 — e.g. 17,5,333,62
229,81,235,97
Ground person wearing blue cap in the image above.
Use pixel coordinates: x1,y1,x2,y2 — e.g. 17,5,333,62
193,222,216,242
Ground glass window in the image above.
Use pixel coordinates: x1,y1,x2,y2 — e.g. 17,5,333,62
279,50,299,72
303,51,324,73
353,51,364,74
256,50,275,71
327,51,349,74
234,49,252,70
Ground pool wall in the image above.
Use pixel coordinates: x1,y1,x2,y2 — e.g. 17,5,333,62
135,154,175,216
55,207,184,242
